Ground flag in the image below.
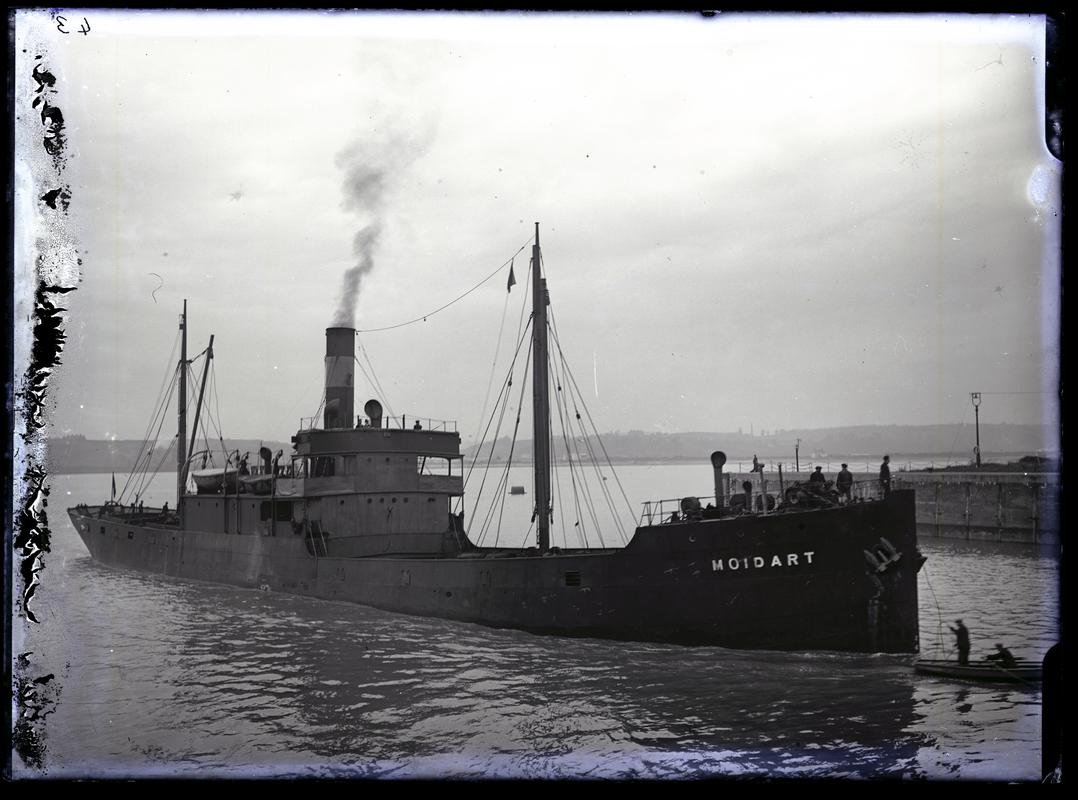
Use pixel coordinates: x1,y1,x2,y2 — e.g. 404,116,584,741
507,261,516,293
111,472,116,501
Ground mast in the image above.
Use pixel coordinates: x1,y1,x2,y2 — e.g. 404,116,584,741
531,223,551,551
184,333,215,490
177,300,187,512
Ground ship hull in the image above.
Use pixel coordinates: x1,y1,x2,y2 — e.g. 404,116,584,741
68,490,920,653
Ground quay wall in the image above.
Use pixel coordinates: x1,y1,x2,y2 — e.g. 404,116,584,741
894,472,1059,545
723,470,1060,546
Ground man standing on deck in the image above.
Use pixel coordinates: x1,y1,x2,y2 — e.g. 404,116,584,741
879,455,892,498
950,619,971,665
836,464,853,504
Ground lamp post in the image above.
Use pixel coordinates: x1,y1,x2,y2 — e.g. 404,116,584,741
795,438,801,472
971,392,982,468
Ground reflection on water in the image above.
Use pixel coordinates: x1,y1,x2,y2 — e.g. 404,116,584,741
14,473,1059,780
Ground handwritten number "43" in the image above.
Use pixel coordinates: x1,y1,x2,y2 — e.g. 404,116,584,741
55,16,91,35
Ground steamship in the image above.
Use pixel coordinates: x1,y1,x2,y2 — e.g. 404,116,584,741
67,225,921,652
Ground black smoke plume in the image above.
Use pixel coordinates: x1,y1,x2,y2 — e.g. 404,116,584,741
333,131,428,327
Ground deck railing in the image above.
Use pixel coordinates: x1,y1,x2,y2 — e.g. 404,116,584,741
638,480,886,527
298,415,458,433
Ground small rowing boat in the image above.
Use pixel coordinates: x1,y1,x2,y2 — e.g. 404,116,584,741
914,658,1042,683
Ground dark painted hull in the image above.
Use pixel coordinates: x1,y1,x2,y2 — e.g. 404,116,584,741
68,490,920,653
914,659,1041,683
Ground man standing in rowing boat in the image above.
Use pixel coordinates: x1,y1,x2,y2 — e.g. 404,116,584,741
950,619,971,665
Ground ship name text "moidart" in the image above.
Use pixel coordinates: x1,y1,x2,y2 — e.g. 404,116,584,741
711,552,816,572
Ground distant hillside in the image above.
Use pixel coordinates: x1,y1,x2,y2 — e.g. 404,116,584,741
465,424,1057,464
43,435,293,475
42,423,1056,474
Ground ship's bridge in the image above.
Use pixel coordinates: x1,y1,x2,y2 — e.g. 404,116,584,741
286,409,464,498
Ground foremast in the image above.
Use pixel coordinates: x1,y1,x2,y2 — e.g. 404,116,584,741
184,333,215,489
176,302,215,524
531,223,552,551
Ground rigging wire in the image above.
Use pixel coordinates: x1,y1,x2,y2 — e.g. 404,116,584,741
129,328,181,463
548,309,636,540
461,373,515,522
548,336,592,547
513,255,534,369
558,384,611,548
459,319,533,519
352,353,395,422
554,340,616,545
474,333,534,547
494,341,535,547
563,385,614,544
196,362,217,462
470,281,516,459
142,436,178,500
120,331,181,500
194,369,221,470
458,250,535,520
550,351,590,548
355,237,534,333
457,249,534,512
207,360,230,464
517,519,536,550
356,334,395,420
123,340,220,504
176,361,203,495
978,392,1052,398
309,388,327,432
475,330,533,547
564,378,623,544
120,363,180,502
550,323,634,526
920,564,950,660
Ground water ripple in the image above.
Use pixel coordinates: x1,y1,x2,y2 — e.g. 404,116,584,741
17,481,1060,780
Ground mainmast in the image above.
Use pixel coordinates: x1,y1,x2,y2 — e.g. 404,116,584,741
531,223,551,551
177,300,187,512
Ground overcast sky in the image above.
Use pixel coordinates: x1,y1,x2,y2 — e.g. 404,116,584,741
15,11,1060,449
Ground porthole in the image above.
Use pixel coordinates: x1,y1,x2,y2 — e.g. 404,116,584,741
392,497,397,503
